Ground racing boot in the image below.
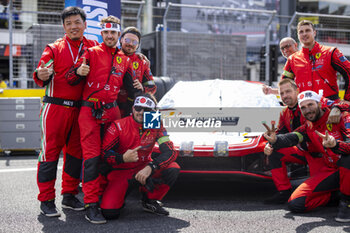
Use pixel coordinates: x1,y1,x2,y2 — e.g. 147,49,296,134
264,189,292,204
335,199,350,222
40,199,61,217
141,194,169,216
62,193,85,211
85,202,107,224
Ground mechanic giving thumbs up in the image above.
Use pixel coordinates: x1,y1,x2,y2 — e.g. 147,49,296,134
77,57,90,76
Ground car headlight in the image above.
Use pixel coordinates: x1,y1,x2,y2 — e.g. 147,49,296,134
179,141,194,157
214,141,228,157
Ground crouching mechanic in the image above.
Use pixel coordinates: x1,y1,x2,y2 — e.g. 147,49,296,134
264,79,349,204
100,93,180,220
264,90,350,221
317,130,350,222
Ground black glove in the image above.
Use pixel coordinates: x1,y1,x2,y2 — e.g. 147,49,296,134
103,150,124,166
91,101,104,119
144,177,155,192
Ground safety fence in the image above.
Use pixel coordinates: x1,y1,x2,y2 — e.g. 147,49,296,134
4,1,350,88
6,0,144,88
158,3,277,82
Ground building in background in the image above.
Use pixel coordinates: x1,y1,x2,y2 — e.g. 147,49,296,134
1,0,350,87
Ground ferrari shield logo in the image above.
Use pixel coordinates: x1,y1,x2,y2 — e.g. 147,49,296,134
116,56,122,64
315,53,321,59
326,124,332,131
133,61,139,70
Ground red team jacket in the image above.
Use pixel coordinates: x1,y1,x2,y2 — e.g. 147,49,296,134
276,97,349,135
276,108,350,168
282,42,350,101
66,43,135,104
118,53,157,117
102,116,178,170
33,35,98,100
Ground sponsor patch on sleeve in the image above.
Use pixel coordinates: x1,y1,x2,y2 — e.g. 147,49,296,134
345,122,350,129
340,56,348,62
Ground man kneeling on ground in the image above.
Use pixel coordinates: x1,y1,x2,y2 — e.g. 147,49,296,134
99,93,180,220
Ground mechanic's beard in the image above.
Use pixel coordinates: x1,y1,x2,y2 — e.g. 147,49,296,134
105,39,117,48
309,108,321,122
122,47,133,56
133,114,143,124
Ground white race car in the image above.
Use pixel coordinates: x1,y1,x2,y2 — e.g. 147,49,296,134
153,79,307,180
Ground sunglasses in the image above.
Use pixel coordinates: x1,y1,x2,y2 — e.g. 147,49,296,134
280,44,292,51
134,106,153,112
124,38,139,46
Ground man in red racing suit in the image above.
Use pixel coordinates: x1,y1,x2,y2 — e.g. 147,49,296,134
100,93,179,220
281,20,350,101
264,90,350,222
117,26,156,117
319,124,350,222
264,79,349,204
66,16,138,224
33,7,98,217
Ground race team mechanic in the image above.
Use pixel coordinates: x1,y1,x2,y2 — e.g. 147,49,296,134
100,93,179,220
317,131,350,222
263,37,299,96
66,16,139,224
263,90,350,222
118,26,156,117
33,6,98,217
282,20,350,101
264,79,349,204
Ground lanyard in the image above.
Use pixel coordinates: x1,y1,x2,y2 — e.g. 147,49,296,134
67,40,83,64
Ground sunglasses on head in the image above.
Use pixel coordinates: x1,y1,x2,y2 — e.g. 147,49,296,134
134,106,153,112
124,38,139,46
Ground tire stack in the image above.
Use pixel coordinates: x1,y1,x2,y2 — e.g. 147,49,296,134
153,77,175,101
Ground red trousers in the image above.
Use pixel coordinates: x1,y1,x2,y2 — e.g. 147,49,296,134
269,147,308,191
37,103,82,202
269,146,327,191
79,106,120,204
288,155,350,212
101,162,180,211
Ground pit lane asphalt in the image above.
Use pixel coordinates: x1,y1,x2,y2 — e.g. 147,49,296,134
0,155,349,233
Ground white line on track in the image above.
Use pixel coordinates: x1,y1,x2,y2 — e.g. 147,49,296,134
0,166,62,173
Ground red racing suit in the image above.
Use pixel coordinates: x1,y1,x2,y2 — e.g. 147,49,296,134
282,42,350,101
269,98,349,191
99,116,179,219
271,107,350,212
66,43,138,204
33,35,98,202
118,53,157,117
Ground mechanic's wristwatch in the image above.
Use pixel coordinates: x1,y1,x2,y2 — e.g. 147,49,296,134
148,162,158,172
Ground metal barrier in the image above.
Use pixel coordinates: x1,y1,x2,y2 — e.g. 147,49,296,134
162,3,277,82
6,2,350,88
6,0,144,88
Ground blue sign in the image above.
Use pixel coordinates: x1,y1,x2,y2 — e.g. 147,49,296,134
143,111,161,129
65,0,121,43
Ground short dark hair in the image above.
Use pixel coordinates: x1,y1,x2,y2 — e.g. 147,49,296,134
61,6,86,23
297,20,315,31
278,78,298,90
121,26,141,42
